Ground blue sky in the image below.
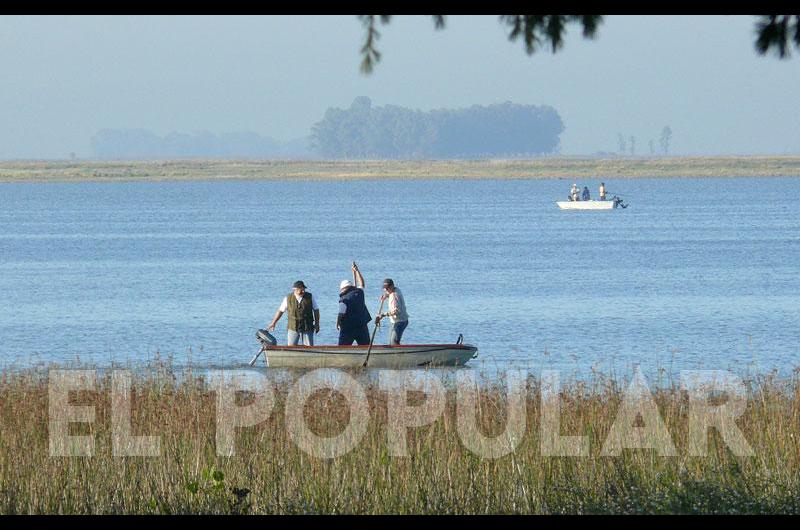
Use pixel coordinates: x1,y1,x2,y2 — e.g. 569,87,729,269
0,15,798,158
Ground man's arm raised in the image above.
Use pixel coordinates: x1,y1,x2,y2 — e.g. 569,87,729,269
352,261,366,289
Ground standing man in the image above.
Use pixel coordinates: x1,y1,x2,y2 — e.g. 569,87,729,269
599,182,607,200
267,280,320,346
337,262,372,346
376,278,409,345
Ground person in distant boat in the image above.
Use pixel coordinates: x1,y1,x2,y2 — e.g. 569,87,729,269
337,262,372,346
267,280,320,346
599,182,606,200
582,186,591,201
375,278,409,345
570,183,579,201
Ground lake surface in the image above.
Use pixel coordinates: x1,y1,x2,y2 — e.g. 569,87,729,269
1,177,799,380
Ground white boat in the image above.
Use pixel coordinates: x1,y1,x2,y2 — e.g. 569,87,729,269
254,330,477,368
556,200,616,210
556,196,627,210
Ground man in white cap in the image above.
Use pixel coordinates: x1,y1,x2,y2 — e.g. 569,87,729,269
266,280,320,346
336,262,372,345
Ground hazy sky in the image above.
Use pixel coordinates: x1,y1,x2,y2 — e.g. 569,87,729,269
0,14,798,159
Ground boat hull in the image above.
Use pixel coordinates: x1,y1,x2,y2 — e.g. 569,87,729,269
556,200,617,210
263,344,478,368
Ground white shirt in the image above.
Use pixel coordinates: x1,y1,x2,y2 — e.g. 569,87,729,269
279,292,319,313
386,288,409,323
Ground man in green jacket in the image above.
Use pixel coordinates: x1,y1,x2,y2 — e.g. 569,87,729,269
267,280,320,345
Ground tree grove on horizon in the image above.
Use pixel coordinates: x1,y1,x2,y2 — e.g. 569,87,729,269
310,97,565,159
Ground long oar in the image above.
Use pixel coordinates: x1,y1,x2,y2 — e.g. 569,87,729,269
362,297,386,368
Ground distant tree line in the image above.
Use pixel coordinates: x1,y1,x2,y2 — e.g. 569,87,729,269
91,129,311,159
310,97,564,159
91,98,564,160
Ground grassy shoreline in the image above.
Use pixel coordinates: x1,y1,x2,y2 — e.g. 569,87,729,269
2,156,800,182
2,364,800,514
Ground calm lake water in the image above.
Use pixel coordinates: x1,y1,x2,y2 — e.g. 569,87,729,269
1,177,799,380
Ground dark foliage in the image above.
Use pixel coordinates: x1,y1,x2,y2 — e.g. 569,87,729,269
755,15,800,58
358,15,800,73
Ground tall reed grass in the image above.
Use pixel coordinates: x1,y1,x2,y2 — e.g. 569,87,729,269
1,363,799,514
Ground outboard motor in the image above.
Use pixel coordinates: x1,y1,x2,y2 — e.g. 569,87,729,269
256,329,277,347
249,329,277,366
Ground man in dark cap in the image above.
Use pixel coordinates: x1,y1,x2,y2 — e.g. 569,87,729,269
267,280,320,345
375,278,409,345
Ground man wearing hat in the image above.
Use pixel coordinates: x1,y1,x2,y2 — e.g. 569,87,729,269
375,278,409,345
336,262,372,345
267,280,320,346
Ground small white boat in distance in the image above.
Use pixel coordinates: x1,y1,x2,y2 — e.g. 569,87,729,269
557,200,616,210
255,330,477,368
556,196,627,210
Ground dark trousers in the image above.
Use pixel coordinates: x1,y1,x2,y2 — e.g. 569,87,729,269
338,324,371,346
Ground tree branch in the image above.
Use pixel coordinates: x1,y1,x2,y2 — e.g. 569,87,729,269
755,15,800,58
499,15,603,55
359,15,393,74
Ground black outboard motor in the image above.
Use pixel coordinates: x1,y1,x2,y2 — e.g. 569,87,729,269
250,329,277,366
256,329,277,347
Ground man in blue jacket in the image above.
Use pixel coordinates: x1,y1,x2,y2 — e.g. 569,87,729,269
337,262,372,346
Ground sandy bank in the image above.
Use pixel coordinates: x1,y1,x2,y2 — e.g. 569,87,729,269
2,156,800,182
